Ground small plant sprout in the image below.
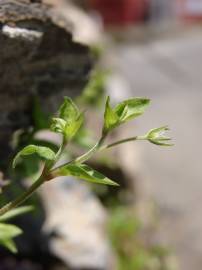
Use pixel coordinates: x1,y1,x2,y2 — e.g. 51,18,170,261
138,126,173,146
0,96,172,249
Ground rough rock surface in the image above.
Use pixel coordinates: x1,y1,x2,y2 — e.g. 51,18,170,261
41,177,115,270
0,0,93,167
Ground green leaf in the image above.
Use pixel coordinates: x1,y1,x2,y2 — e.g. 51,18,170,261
0,238,18,253
53,97,83,140
114,98,150,123
59,163,119,186
50,118,67,134
0,223,22,240
103,97,150,134
103,96,119,133
0,206,34,222
59,97,80,122
0,223,22,253
64,113,84,140
13,145,56,168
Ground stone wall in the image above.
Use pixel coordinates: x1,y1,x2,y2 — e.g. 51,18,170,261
0,0,94,167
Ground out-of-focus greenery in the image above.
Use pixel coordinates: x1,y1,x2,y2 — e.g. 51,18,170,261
77,70,108,108
108,207,176,270
0,69,173,267
0,206,33,253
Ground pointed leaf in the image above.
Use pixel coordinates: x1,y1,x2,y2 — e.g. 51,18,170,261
0,206,34,222
13,145,56,168
59,97,79,122
0,223,22,253
103,96,119,133
64,113,84,140
0,223,22,240
114,98,150,123
59,163,119,186
103,97,150,134
0,238,18,253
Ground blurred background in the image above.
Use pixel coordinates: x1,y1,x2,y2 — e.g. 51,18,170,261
0,0,202,269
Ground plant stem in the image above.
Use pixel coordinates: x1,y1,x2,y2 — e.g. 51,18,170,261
100,136,138,151
75,136,106,163
0,135,140,216
0,176,44,216
51,135,139,173
50,135,107,172
0,136,68,216
54,136,67,163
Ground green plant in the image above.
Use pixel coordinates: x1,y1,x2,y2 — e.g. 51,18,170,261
0,206,33,253
77,70,107,107
108,207,174,270
0,95,172,252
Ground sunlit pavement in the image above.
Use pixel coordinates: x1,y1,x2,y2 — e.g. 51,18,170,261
108,28,202,270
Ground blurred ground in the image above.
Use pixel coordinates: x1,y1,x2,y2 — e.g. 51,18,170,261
107,27,202,270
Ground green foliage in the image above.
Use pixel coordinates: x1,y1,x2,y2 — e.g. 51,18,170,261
0,94,172,254
32,97,49,130
0,223,22,253
51,97,84,141
0,206,33,253
59,163,119,186
13,145,56,168
78,71,107,107
103,97,150,134
50,118,67,134
103,97,120,133
108,208,172,270
59,97,80,122
0,206,33,222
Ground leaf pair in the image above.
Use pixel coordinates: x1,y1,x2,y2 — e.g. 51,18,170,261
51,97,83,141
0,206,33,253
0,223,22,253
103,97,150,134
12,146,119,186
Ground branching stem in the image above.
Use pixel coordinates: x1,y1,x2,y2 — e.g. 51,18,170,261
0,135,140,216
0,176,44,216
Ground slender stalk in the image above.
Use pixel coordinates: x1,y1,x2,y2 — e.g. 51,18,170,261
0,136,68,216
0,176,44,216
54,136,67,163
51,135,139,173
75,136,106,163
50,135,106,172
0,135,140,216
100,136,138,151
